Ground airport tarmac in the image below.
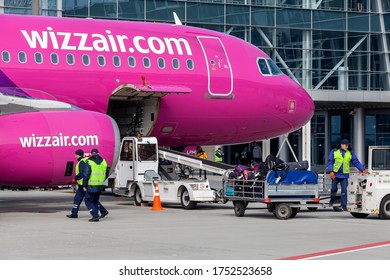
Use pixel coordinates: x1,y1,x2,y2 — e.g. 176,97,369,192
1,185,390,260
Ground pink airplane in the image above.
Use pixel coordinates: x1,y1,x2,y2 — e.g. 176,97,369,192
0,14,314,186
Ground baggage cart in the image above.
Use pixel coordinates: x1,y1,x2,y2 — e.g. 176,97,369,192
223,170,320,219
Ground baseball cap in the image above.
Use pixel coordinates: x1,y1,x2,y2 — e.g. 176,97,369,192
91,148,99,155
75,149,84,157
340,139,350,145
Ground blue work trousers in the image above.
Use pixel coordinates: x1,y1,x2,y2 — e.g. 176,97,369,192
71,185,86,217
85,191,107,219
330,177,348,208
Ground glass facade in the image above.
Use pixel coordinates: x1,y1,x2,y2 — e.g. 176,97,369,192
1,0,390,168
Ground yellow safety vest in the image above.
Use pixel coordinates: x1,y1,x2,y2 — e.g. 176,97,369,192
215,152,223,162
333,149,352,174
75,157,88,185
88,159,108,186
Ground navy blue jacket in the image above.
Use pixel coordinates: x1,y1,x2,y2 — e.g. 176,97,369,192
327,148,365,179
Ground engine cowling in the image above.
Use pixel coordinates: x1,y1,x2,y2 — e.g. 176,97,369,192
0,110,120,186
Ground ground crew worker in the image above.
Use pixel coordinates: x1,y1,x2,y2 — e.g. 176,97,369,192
327,139,369,211
215,147,224,163
67,149,108,219
196,146,208,179
84,148,109,222
66,149,89,218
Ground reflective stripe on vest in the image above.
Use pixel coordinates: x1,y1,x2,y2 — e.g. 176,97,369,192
88,159,108,186
333,149,352,174
75,158,88,185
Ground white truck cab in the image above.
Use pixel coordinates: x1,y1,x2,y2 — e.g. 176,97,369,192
348,146,390,219
110,136,216,209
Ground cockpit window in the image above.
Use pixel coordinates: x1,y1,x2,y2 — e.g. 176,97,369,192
258,58,270,75
257,58,283,76
267,58,282,75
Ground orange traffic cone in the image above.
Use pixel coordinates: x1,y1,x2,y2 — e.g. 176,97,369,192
151,182,164,211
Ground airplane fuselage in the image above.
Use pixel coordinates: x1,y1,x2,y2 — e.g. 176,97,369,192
0,14,314,185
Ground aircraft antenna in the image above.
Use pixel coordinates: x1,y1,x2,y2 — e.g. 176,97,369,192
173,12,182,25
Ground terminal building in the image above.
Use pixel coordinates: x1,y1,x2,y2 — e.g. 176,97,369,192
1,0,389,170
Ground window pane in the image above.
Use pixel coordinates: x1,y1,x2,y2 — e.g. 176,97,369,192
313,11,346,31
90,0,117,19
276,8,311,29
146,0,185,22
98,55,105,66
348,12,369,32
113,55,121,67
67,54,75,65
18,52,27,63
128,56,136,68
62,0,88,17
34,52,43,64
82,54,90,66
2,51,10,63
226,5,249,25
186,59,194,70
187,3,224,24
158,57,165,69
258,58,270,75
251,7,274,27
172,58,180,69
143,57,151,68
51,53,59,64
118,0,144,20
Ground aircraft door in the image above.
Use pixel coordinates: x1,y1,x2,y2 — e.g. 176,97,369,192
197,36,233,97
118,139,135,186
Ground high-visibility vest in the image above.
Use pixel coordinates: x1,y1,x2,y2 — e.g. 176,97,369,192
88,159,108,186
75,157,88,185
215,151,223,162
333,149,352,174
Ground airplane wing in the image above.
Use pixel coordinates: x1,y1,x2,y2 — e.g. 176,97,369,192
111,84,192,99
0,87,59,100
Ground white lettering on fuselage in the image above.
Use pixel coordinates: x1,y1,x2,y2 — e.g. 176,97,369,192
20,28,193,56
19,133,99,148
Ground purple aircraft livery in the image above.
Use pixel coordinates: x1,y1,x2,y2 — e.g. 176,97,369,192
0,14,314,186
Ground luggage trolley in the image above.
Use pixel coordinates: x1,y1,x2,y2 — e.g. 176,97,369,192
223,170,320,220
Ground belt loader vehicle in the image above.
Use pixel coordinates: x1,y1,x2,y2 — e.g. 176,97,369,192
108,136,231,209
348,146,390,219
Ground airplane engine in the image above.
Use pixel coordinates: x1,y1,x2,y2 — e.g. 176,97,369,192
0,110,120,186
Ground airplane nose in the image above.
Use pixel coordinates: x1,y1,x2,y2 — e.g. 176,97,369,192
290,84,315,128
271,78,314,132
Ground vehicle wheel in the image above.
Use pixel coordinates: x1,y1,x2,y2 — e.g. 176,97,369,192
350,212,369,219
379,195,390,219
290,207,299,218
233,201,246,217
134,187,143,206
180,188,197,209
267,203,275,213
274,203,292,220
307,207,318,211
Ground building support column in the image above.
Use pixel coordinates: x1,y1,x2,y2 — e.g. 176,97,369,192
0,0,4,14
353,108,365,165
57,0,62,17
32,0,40,15
262,139,271,162
301,11,312,167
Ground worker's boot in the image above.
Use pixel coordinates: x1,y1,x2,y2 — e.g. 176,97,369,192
329,193,336,207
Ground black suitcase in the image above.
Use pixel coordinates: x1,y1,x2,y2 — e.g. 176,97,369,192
285,160,309,170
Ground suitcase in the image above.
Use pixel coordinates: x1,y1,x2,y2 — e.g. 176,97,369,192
285,160,309,170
